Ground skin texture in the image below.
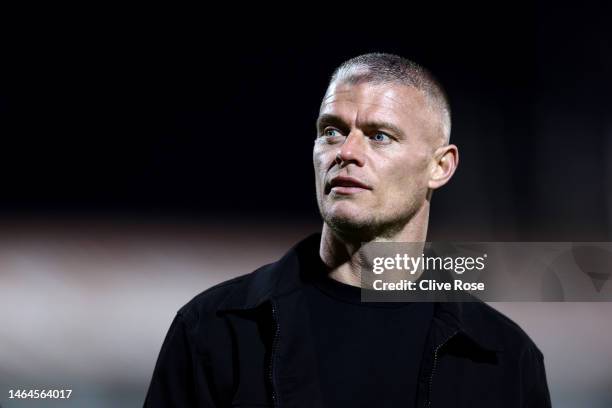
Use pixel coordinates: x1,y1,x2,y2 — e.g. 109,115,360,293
313,80,459,285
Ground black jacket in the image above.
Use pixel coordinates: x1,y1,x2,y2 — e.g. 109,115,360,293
144,234,552,407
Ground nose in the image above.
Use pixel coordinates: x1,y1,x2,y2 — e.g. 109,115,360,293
335,131,366,167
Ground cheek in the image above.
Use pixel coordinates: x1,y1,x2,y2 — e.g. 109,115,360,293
313,148,334,176
383,157,430,193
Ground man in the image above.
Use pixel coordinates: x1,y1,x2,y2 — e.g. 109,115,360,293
144,53,552,407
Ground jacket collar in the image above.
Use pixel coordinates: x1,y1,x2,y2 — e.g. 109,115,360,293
218,233,504,352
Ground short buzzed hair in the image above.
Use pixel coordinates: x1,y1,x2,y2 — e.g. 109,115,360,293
329,53,451,143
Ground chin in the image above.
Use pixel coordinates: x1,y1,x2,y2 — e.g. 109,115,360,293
321,201,414,242
324,201,369,224
322,205,379,240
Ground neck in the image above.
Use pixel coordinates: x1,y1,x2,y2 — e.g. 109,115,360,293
319,203,430,287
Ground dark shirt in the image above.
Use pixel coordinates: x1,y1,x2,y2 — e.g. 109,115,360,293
144,233,552,408
303,273,434,408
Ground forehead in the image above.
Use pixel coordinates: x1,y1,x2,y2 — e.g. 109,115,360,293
320,81,431,125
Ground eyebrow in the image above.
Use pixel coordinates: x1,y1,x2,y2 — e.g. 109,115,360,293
316,114,348,132
316,113,405,139
361,120,405,139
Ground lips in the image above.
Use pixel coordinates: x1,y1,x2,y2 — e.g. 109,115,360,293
326,175,372,194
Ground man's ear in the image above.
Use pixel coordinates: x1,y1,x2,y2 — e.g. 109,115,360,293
428,144,459,190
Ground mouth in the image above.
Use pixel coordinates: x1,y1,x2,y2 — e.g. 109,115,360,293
325,176,372,195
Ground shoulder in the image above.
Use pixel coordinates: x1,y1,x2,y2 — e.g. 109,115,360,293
176,267,263,323
162,267,268,357
460,301,544,359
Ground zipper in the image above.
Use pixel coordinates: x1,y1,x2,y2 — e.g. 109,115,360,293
268,299,281,408
425,329,459,407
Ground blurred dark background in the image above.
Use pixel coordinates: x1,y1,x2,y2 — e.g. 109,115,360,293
1,4,611,240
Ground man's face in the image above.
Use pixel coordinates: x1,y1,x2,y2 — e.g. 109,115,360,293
313,81,442,237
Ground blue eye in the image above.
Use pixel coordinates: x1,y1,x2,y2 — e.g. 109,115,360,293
372,132,390,142
324,128,341,138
